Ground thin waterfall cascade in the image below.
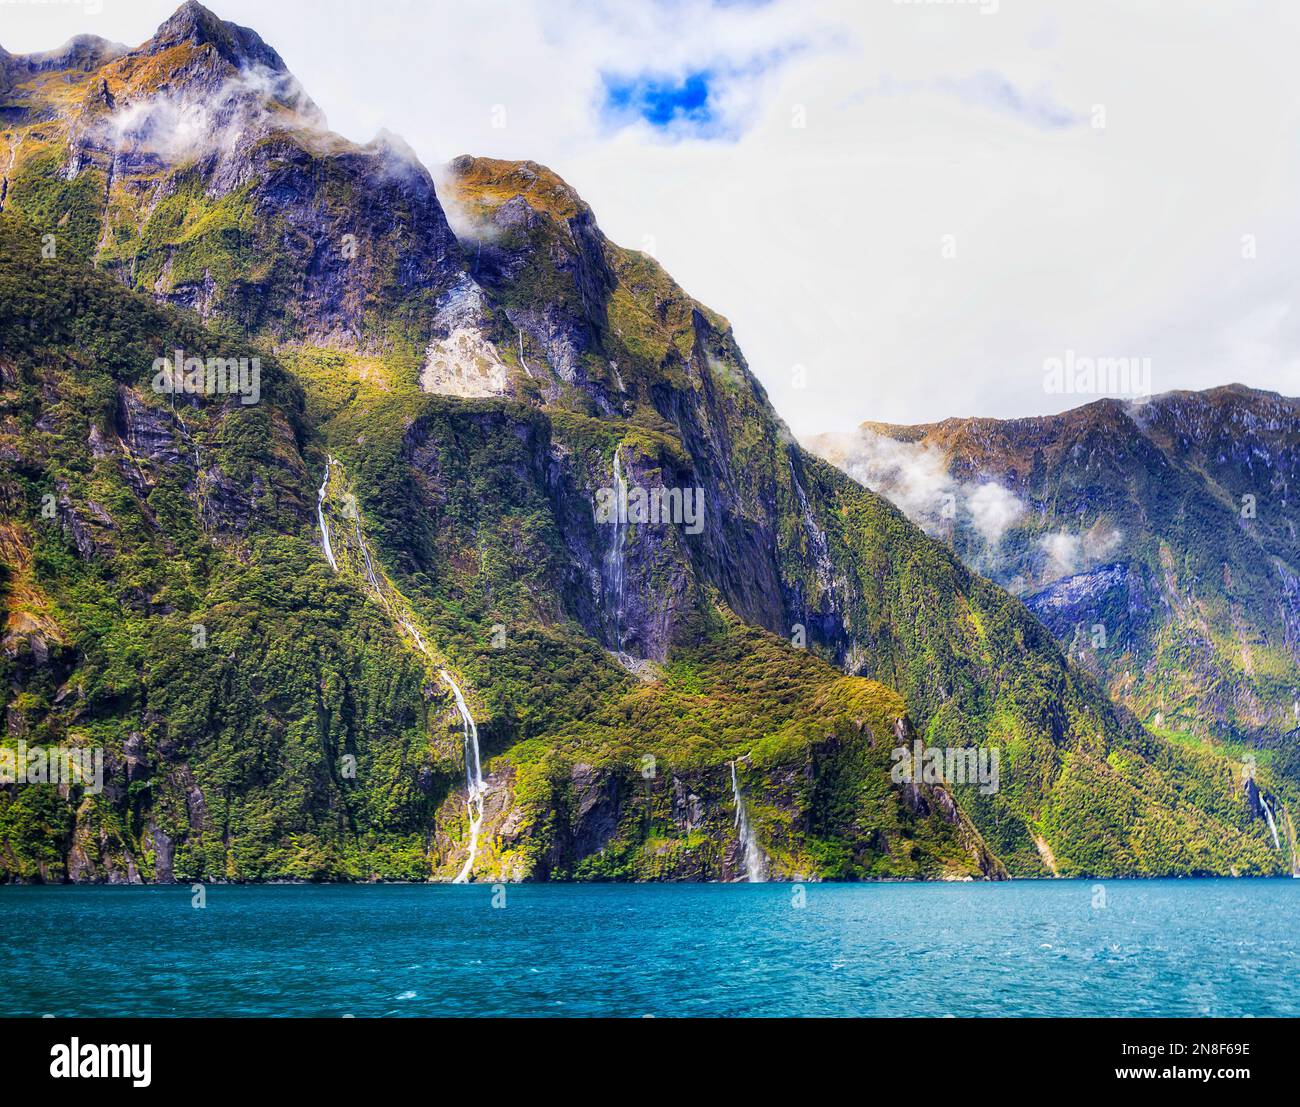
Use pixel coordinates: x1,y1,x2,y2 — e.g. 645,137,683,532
608,444,629,649
517,330,534,378
604,446,628,651
730,760,768,883
1261,795,1282,851
788,456,833,589
172,407,206,523
353,514,384,596
314,457,489,882
399,616,431,658
318,461,427,659
316,457,337,571
0,135,20,215
441,670,486,883
346,502,433,662
173,407,202,471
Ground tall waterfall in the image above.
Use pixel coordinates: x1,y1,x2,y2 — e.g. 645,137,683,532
174,408,202,470
517,329,534,378
316,457,337,571
730,761,768,883
352,512,386,599
441,670,485,883
604,446,628,650
173,408,206,526
788,456,833,591
314,456,489,881
1261,795,1282,851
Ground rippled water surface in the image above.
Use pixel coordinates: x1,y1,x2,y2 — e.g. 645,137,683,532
2,880,1297,1017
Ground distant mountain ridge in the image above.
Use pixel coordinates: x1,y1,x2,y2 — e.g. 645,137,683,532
809,385,1300,793
1,3,1293,882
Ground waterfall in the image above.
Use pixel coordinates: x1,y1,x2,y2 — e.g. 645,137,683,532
1261,795,1282,851
342,488,435,661
604,446,628,650
172,409,206,526
353,512,385,598
173,408,202,470
0,135,20,214
316,457,337,571
314,457,487,880
789,455,833,590
517,330,534,378
441,670,483,794
730,760,768,883
441,670,485,883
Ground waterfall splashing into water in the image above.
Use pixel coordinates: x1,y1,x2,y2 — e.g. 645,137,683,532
316,457,337,571
730,760,768,883
441,670,485,883
1261,795,1282,851
605,446,628,651
313,455,489,881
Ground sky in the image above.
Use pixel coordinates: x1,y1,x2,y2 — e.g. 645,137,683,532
5,0,1300,436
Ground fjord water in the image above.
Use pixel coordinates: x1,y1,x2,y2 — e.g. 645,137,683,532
2,881,1297,1017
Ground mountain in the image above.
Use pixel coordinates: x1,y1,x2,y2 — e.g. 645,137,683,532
810,387,1300,804
0,3,1292,882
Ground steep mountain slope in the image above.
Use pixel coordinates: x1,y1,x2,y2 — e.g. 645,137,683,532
2,215,1011,882
810,388,1300,804
0,3,1290,880
0,2,461,352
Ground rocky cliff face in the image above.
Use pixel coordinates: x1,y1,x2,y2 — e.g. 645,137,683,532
2,2,462,349
0,3,1288,882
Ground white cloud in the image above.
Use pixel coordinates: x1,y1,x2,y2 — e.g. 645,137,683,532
7,0,1300,435
1038,531,1082,578
1037,525,1122,579
1083,525,1123,563
813,427,1133,587
94,65,312,163
812,429,956,532
967,480,1023,545
810,427,1023,566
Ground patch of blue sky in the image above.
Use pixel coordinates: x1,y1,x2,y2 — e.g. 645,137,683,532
598,42,804,141
603,70,719,133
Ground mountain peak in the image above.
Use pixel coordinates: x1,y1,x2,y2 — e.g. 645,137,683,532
446,155,590,221
13,34,126,74
145,1,286,72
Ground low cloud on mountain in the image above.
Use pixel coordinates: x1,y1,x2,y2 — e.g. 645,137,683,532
94,64,321,163
1037,526,1123,579
809,428,1024,572
809,427,1132,590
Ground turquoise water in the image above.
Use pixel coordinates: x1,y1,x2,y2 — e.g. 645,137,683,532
2,880,1297,1017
